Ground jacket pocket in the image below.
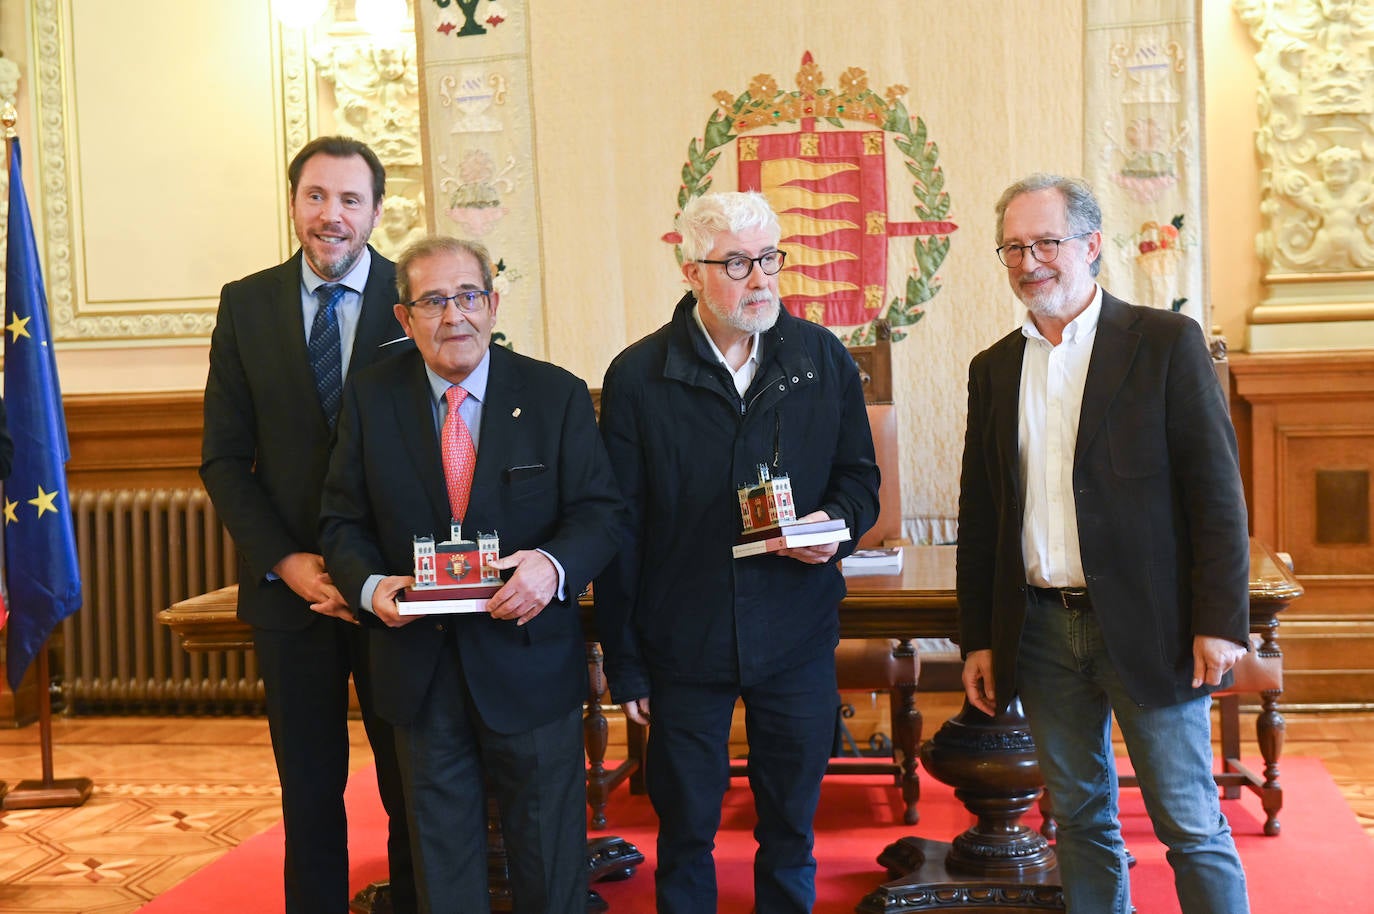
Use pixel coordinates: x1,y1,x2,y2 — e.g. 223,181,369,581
1107,407,1167,478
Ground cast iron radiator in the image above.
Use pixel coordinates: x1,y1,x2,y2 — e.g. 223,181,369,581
59,488,262,714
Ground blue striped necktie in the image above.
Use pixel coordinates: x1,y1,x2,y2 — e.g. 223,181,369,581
308,283,346,426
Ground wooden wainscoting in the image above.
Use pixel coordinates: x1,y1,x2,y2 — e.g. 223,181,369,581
64,390,206,491
1231,351,1374,707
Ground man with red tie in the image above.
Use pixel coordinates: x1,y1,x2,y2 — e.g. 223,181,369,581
320,235,624,914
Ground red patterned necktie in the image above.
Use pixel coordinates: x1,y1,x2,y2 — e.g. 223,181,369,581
442,385,476,521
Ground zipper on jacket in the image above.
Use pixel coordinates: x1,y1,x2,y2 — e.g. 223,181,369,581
743,372,781,415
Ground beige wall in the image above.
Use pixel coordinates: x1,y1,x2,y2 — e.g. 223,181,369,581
1203,0,1265,349
0,0,1276,523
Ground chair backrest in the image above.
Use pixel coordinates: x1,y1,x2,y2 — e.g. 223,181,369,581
847,321,903,547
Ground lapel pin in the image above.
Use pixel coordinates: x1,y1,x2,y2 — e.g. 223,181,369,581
512,407,522,418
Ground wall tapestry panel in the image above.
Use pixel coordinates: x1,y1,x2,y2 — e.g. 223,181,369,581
1085,0,1209,331
415,0,544,355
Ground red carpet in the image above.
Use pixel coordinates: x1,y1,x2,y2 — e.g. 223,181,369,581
140,757,1374,913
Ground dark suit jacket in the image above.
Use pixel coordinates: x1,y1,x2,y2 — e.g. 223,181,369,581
956,292,1250,710
319,345,625,734
201,247,404,630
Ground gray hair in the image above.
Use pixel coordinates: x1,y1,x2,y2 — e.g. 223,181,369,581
395,235,495,303
994,174,1103,277
677,191,781,262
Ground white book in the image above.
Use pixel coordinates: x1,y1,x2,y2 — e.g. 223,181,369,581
841,547,905,576
396,597,490,616
732,525,851,559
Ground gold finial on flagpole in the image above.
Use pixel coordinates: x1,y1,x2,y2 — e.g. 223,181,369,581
2,100,15,139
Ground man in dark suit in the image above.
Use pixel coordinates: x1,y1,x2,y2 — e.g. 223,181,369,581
956,173,1251,914
201,136,415,914
320,235,623,914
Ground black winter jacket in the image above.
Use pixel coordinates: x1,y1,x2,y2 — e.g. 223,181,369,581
594,293,881,702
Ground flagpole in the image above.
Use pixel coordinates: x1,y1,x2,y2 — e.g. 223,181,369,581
2,102,91,811
1,95,13,808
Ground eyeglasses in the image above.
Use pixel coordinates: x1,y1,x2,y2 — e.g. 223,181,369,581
695,250,787,280
405,290,491,317
995,232,1091,268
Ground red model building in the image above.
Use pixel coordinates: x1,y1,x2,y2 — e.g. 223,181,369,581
737,463,797,534
413,521,501,589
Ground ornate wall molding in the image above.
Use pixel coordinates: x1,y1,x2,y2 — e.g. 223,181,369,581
1237,0,1374,348
313,22,426,260
28,2,311,343
1238,0,1374,277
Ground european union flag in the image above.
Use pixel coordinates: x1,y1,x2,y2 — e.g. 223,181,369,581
4,138,81,692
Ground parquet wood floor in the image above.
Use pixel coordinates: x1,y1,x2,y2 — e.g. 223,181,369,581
1,695,1371,914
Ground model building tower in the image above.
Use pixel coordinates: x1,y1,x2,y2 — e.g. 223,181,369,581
412,521,501,589
738,463,797,534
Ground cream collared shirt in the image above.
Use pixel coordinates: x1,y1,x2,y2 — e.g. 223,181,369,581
1018,286,1103,589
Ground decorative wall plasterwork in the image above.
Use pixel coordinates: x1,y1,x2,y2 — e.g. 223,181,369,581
1237,0,1374,276
16,2,425,344
314,24,428,260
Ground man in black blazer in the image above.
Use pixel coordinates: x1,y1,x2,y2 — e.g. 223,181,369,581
201,136,414,914
957,174,1251,913
320,236,623,914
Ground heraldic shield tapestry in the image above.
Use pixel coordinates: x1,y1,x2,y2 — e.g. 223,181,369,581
669,53,958,346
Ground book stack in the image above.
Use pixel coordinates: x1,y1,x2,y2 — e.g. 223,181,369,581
732,517,851,559
840,546,905,576
395,583,501,615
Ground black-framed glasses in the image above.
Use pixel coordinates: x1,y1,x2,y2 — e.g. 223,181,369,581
995,232,1091,268
405,290,491,317
696,249,787,280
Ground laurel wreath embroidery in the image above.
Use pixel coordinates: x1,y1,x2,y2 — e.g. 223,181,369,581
674,58,951,345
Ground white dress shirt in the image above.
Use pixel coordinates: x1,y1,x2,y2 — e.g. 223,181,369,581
1018,286,1103,589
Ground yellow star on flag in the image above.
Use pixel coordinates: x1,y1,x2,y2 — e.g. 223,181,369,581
3,498,17,525
28,485,59,518
7,313,31,342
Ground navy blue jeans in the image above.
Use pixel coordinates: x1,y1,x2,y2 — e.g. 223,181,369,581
1016,590,1250,914
645,651,838,914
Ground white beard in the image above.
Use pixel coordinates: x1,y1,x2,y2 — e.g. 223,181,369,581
707,290,781,335
1016,268,1089,322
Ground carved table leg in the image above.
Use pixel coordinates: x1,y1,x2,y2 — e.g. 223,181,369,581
891,650,922,825
585,641,612,830
1255,686,1285,836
